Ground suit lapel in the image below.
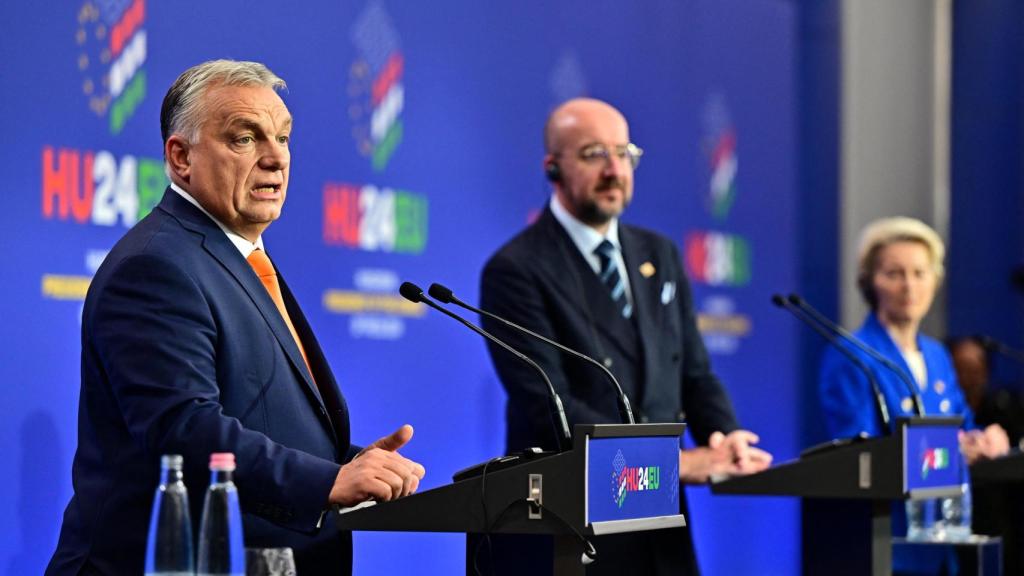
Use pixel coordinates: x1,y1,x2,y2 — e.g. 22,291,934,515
619,226,661,398
157,190,328,413
538,209,639,362
620,226,662,332
279,272,350,448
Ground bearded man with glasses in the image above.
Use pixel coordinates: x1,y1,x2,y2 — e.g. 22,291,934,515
478,98,772,575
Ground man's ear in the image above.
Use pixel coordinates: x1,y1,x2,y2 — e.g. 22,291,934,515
165,135,191,182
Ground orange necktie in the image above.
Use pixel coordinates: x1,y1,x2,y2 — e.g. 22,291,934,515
247,249,315,381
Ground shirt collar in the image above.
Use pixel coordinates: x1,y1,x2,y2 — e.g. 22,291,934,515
170,182,265,258
548,194,621,256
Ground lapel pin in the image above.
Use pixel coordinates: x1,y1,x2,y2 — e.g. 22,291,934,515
639,262,656,278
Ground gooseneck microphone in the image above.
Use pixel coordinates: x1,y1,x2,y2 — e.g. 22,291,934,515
399,282,573,449
978,335,1024,365
428,282,636,425
772,295,891,432
787,294,924,417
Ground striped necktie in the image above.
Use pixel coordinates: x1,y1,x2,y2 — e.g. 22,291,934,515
594,239,632,318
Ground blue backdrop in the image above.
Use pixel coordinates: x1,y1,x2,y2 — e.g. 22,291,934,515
949,0,1024,387
0,1,801,574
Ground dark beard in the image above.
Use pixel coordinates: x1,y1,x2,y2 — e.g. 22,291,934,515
576,200,618,226
576,180,628,226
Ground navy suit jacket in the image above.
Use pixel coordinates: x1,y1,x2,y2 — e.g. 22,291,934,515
47,189,358,575
481,206,739,453
479,206,741,575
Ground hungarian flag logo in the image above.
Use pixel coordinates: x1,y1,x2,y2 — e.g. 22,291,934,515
921,447,950,479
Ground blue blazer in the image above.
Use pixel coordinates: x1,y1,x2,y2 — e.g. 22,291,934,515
820,312,974,439
47,189,358,575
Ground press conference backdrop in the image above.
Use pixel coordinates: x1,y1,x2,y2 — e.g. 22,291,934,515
0,1,799,574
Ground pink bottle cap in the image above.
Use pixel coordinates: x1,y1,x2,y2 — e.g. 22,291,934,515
209,452,236,471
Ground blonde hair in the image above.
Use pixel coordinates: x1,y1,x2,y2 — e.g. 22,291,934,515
856,217,946,308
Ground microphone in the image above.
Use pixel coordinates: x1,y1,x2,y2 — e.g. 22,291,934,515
977,335,1024,365
428,282,636,425
399,282,572,449
787,294,924,417
772,295,890,432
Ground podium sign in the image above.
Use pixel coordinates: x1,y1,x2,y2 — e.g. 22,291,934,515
711,416,963,576
903,421,962,497
334,423,686,575
586,435,680,526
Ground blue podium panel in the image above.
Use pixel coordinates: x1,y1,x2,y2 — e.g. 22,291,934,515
901,418,964,498
585,435,681,526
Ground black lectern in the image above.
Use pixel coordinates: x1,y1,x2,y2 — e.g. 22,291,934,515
711,417,963,576
971,449,1024,484
971,449,1024,575
335,423,686,576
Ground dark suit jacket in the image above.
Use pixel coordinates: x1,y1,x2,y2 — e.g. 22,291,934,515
47,189,358,576
479,206,740,575
481,206,739,452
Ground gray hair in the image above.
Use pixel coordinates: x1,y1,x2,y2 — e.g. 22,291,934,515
856,216,946,308
160,59,286,144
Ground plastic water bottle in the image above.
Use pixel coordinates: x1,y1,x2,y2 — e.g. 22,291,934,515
197,453,245,576
145,454,195,576
905,498,935,541
937,485,971,541
938,460,973,541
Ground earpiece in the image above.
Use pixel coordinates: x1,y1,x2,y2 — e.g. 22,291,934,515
545,162,561,183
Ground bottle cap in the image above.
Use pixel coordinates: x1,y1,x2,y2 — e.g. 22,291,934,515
160,454,184,470
209,452,236,471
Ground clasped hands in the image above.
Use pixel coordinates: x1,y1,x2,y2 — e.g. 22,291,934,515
959,424,1010,465
678,429,773,484
330,424,427,507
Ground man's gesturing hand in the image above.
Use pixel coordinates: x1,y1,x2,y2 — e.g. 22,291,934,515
329,424,427,506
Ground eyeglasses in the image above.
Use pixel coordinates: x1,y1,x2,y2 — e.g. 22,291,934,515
556,143,644,170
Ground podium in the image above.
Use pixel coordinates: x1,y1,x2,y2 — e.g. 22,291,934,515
335,423,686,576
970,450,1024,575
971,449,1024,484
711,417,963,576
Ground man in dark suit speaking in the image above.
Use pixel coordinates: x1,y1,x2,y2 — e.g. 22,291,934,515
46,60,424,576
479,98,771,574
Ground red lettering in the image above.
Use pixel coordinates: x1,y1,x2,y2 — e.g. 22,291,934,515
71,153,94,223
685,232,707,282
43,148,96,222
42,148,73,220
323,184,343,244
323,183,361,246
